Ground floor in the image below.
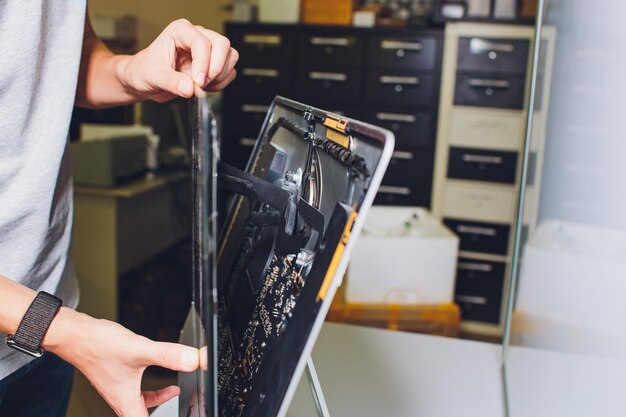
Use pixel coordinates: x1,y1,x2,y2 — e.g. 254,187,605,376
67,370,177,417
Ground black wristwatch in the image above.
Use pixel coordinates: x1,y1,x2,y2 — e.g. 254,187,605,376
6,291,63,358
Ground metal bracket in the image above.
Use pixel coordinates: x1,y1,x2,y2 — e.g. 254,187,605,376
305,356,332,417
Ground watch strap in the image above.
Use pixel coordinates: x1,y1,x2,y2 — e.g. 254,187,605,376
6,291,62,357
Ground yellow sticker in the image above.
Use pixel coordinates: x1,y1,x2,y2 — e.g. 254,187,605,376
317,210,358,302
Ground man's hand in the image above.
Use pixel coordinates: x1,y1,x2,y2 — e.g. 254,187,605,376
118,19,239,102
44,308,199,417
77,16,239,107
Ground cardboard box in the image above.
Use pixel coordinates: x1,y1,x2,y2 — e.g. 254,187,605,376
514,220,626,355
347,207,459,305
258,0,300,24
302,0,353,26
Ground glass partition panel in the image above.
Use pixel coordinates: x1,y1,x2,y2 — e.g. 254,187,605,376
505,1,626,415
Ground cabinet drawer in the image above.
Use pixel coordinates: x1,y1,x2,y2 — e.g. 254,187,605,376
455,258,506,324
447,147,518,184
367,36,439,70
454,73,526,109
297,69,361,104
299,34,363,67
363,109,434,147
230,30,295,65
221,133,256,169
376,150,434,207
228,67,292,99
375,183,431,207
366,72,435,107
444,218,510,255
383,147,434,183
442,183,516,223
449,108,524,151
315,102,362,120
226,102,271,135
457,37,530,73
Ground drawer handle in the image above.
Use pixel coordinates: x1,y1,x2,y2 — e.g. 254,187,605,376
392,151,414,160
468,78,511,89
309,72,348,82
310,37,351,46
241,104,270,113
239,138,256,147
381,40,423,51
470,38,515,54
456,225,497,236
378,185,411,196
455,295,488,305
379,76,419,86
376,112,417,123
243,34,282,45
462,154,504,165
242,68,279,78
458,262,494,272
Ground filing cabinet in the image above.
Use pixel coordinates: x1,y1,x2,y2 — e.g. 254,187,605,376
432,23,538,337
223,23,444,208
454,258,506,324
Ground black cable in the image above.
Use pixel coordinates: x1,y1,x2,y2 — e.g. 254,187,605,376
263,117,370,179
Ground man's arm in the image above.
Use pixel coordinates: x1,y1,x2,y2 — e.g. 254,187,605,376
76,13,238,108
0,274,200,416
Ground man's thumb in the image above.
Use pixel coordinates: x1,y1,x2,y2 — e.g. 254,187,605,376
150,342,199,372
155,69,195,98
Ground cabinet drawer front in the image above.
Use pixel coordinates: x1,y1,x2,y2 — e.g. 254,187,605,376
367,36,440,70
376,149,434,207
228,67,292,99
297,69,361,104
449,109,524,151
366,72,435,107
447,147,518,184
363,109,434,146
455,258,506,324
457,37,530,73
444,218,511,255
230,31,295,65
227,102,271,135
375,183,431,207
299,35,363,67
443,183,516,223
454,73,526,109
222,133,256,169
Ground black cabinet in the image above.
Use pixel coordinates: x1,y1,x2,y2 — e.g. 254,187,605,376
454,258,506,324
223,23,444,207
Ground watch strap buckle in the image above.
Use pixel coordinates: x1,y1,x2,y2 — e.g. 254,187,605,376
6,334,45,358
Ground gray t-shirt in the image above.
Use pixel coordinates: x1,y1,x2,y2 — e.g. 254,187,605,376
0,0,86,378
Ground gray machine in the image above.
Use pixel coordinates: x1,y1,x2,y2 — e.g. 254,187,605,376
71,135,147,187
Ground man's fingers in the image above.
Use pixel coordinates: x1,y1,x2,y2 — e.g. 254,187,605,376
211,47,239,85
194,26,233,83
206,69,237,92
143,386,181,409
147,342,199,372
168,19,212,86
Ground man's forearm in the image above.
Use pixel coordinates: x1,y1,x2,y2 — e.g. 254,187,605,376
0,274,85,353
0,274,37,336
75,20,140,109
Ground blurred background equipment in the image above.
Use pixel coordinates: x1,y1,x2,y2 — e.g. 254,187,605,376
71,135,148,187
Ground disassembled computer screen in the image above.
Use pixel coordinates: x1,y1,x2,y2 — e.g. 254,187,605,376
214,97,393,417
180,96,393,417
